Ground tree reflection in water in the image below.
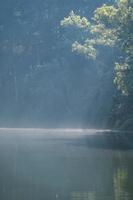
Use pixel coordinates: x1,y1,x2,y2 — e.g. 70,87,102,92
113,152,130,200
71,191,96,200
70,151,131,200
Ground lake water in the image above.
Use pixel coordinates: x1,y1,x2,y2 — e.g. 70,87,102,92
0,128,133,200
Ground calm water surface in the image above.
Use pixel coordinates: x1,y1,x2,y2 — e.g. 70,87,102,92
0,129,133,200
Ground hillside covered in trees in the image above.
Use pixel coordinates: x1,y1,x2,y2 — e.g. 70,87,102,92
0,0,132,129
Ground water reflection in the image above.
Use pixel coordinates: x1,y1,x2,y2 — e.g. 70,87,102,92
0,129,133,200
113,152,130,200
83,131,133,150
114,167,129,200
70,151,131,200
71,191,96,200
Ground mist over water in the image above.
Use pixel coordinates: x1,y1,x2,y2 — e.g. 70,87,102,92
0,128,133,200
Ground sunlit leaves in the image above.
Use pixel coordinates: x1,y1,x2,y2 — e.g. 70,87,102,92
61,0,133,96
114,62,129,95
72,41,96,59
93,4,118,25
61,11,90,29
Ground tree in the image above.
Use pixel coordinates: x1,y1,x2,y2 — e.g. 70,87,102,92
61,0,133,96
61,0,133,129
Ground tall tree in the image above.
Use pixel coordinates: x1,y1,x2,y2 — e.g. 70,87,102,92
61,0,133,129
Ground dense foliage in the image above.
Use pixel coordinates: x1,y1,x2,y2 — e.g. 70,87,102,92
61,0,133,129
0,0,115,128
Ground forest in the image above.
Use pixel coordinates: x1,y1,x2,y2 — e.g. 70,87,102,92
0,0,133,130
